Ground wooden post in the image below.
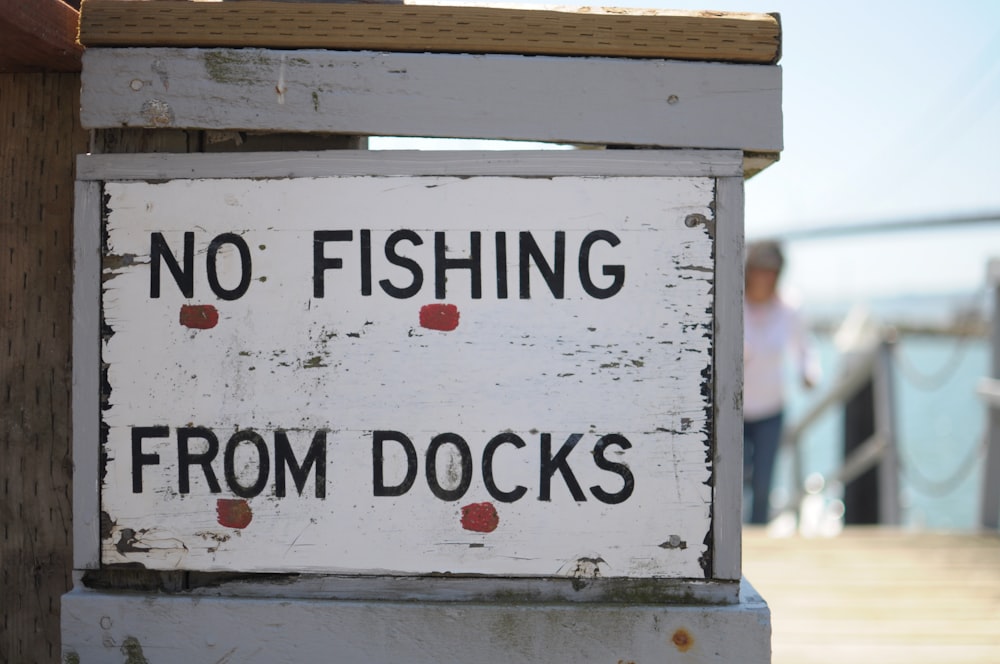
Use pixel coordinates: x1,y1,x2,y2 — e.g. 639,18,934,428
841,339,900,525
1,4,88,659
843,378,879,523
980,259,1000,529
874,339,902,525
0,72,89,664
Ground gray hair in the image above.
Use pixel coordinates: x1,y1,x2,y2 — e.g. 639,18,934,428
745,240,784,273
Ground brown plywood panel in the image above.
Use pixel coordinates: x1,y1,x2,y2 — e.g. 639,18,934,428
0,0,83,72
0,72,89,663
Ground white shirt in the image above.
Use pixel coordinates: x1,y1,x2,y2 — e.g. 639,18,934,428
743,295,819,421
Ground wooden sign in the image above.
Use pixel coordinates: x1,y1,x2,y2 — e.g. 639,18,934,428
97,158,719,578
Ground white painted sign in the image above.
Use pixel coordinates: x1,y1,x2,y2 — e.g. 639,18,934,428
100,173,716,578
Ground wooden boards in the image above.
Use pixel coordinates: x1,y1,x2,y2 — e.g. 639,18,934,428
80,47,783,151
744,528,1000,664
86,151,730,579
78,1,781,64
77,3,783,163
62,580,770,663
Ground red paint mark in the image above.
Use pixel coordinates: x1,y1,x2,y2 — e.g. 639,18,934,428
461,502,499,533
419,303,460,331
179,304,219,329
216,499,252,529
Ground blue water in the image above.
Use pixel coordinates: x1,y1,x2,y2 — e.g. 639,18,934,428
775,334,991,530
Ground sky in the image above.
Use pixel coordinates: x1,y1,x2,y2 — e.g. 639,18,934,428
372,0,1000,313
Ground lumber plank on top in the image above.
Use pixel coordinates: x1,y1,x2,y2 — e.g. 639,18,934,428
79,0,781,64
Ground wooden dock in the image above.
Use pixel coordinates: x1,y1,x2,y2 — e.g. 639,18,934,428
743,527,1000,663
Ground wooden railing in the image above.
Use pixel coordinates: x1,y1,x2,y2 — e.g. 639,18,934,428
776,263,1000,531
777,337,902,526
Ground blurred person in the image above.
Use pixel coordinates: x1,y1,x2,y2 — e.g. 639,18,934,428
743,240,819,524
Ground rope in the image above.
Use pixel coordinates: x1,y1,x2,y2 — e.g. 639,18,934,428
892,283,990,391
894,333,977,390
898,431,985,497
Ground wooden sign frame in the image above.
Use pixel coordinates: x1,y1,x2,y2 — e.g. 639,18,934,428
73,149,744,602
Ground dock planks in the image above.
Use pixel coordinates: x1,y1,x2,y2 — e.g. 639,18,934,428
743,527,1000,664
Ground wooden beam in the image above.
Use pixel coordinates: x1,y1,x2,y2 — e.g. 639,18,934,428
1,71,90,663
62,584,770,662
78,1,781,64
81,48,783,151
0,0,83,72
743,152,780,179
76,149,746,181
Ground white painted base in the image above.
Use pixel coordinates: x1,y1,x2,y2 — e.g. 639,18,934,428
62,578,770,663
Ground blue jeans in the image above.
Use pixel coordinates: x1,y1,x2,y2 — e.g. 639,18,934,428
743,412,784,524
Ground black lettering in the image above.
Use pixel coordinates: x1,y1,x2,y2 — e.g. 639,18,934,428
224,430,270,498
313,230,353,298
495,231,509,299
589,434,635,504
380,230,424,299
150,232,194,298
539,432,586,501
207,233,253,301
579,230,625,299
360,229,373,296
425,433,473,501
373,430,418,496
177,427,221,494
519,232,565,299
435,231,482,299
275,430,327,498
482,433,528,503
131,426,167,493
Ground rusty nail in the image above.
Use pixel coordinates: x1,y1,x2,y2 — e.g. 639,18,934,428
672,628,693,652
685,213,708,228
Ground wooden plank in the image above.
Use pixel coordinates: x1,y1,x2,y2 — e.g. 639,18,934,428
712,176,745,581
77,149,746,181
743,528,1000,664
72,181,103,570
79,1,781,64
743,151,780,178
0,0,83,72
80,48,783,151
0,72,89,664
980,260,1000,527
874,342,902,524
180,573,740,604
62,582,771,664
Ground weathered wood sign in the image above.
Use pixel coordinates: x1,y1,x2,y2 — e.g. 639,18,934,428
98,159,719,578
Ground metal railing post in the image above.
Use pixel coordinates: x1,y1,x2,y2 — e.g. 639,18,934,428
874,338,902,525
980,259,1000,529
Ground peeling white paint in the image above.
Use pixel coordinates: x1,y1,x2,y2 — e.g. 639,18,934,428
100,175,716,577
275,53,287,105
